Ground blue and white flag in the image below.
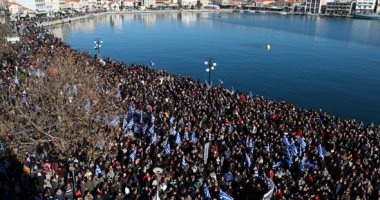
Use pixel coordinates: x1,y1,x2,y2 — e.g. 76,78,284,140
204,184,211,199
228,125,233,134
130,148,137,161
245,153,251,168
231,87,235,95
248,140,254,154
181,156,186,169
171,128,177,136
272,162,281,169
191,131,197,144
282,135,290,146
149,125,155,135
297,137,307,149
14,76,19,86
169,116,175,125
208,133,212,141
219,79,224,85
127,118,134,130
220,189,233,200
150,61,155,67
134,125,139,134
84,100,91,112
248,91,254,99
290,138,298,156
164,144,171,155
304,162,318,171
299,157,305,172
151,115,155,124
175,132,181,145
95,164,102,177
109,115,119,127
318,144,328,158
264,145,270,153
128,104,135,113
122,114,129,131
151,133,157,144
142,124,148,134
184,131,189,140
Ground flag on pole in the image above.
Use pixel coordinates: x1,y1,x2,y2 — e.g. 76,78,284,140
175,132,181,145
130,148,137,161
184,131,189,140
95,164,102,177
282,135,290,146
290,138,298,156
245,153,251,168
299,157,305,172
149,125,155,135
181,156,186,169
127,118,134,130
164,144,171,155
204,184,211,199
169,116,175,125
297,137,307,149
318,144,328,158
220,189,233,200
191,131,197,144
151,133,157,144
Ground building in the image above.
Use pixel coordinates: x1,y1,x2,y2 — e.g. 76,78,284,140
7,1,36,15
325,0,353,15
355,0,376,12
198,0,209,6
65,0,86,12
302,0,326,13
143,0,155,6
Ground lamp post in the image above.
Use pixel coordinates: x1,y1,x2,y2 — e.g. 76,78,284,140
204,57,216,85
94,38,103,57
153,167,164,200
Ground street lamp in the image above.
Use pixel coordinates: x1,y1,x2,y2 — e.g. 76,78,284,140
153,167,164,200
204,57,216,85
94,38,103,56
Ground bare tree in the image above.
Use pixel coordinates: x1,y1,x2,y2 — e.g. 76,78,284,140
1,51,119,160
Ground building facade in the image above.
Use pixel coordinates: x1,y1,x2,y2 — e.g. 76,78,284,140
302,0,326,13
355,0,376,12
325,0,353,14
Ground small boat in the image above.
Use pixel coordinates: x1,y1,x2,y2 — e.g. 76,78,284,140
279,11,287,15
352,12,380,20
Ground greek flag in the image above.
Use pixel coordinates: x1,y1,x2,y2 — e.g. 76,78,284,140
162,138,168,147
14,76,19,85
171,129,177,136
297,137,307,149
231,87,235,95
318,144,328,158
245,153,251,168
175,132,181,145
208,133,212,141
184,131,189,140
290,139,298,156
84,100,91,112
142,124,148,134
122,114,128,130
109,115,119,127
149,125,155,135
151,115,155,124
95,164,102,177
248,140,254,154
128,104,135,113
228,125,233,134
272,162,281,169
219,79,224,85
282,135,290,146
204,184,211,199
248,91,254,99
151,133,157,144
304,162,318,171
181,156,186,169
130,148,137,161
220,189,233,200
169,116,174,125
134,125,139,133
164,144,171,155
299,157,305,172
264,145,270,153
191,131,197,144
150,61,155,67
127,118,134,130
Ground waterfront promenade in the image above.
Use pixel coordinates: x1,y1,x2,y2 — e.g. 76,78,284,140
1,14,379,200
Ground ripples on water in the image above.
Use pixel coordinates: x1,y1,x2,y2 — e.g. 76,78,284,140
50,12,380,124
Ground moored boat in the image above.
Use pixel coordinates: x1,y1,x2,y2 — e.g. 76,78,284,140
352,12,380,20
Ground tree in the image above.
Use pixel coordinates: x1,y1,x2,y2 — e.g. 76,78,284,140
0,51,118,160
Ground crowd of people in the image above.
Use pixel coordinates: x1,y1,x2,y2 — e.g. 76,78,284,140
0,17,379,200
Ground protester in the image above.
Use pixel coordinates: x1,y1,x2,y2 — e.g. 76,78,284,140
0,17,379,200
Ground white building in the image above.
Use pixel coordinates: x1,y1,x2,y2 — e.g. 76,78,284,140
7,1,36,15
143,0,155,7
303,0,326,13
355,0,377,12
178,0,196,7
